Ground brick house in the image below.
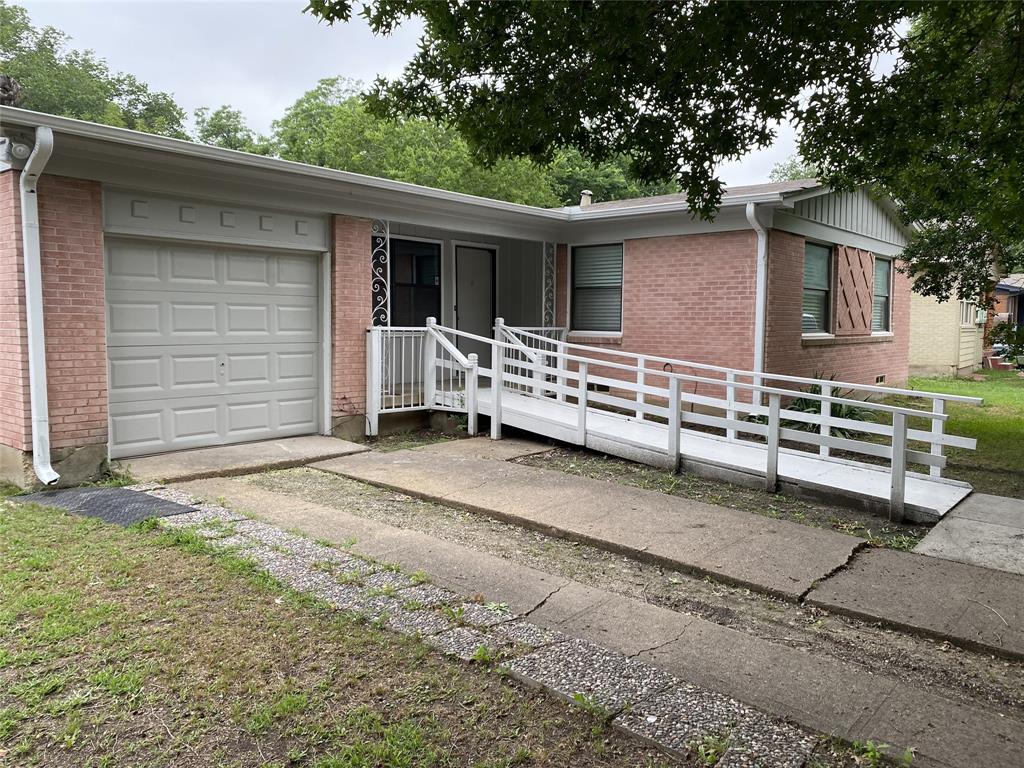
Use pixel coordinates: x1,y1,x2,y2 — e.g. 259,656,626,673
0,107,912,487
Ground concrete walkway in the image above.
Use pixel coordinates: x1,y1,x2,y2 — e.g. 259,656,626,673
167,475,1024,768
118,435,367,483
313,439,1024,660
313,446,864,601
914,493,1024,576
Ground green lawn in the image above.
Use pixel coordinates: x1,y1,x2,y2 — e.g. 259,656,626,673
901,370,1024,498
0,494,675,768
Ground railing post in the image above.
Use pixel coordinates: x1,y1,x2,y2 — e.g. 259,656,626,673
491,318,504,440
890,412,907,522
532,349,544,398
424,317,437,408
577,361,588,445
466,353,479,436
930,398,945,478
636,355,646,420
366,327,382,437
765,392,780,492
819,383,831,458
556,341,567,403
725,371,737,441
668,377,681,472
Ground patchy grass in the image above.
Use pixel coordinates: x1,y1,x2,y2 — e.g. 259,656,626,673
0,493,677,767
371,429,465,453
889,370,1024,498
516,449,928,551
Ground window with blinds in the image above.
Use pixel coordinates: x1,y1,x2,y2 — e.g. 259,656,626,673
571,244,623,332
872,258,891,332
802,243,831,333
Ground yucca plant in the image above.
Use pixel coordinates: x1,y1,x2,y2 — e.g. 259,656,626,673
783,374,875,438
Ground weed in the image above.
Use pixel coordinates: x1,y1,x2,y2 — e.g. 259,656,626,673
571,692,611,721
409,569,431,585
688,732,730,766
470,645,495,664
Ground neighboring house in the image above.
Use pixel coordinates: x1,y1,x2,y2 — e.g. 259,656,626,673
994,273,1024,327
909,293,986,376
0,107,912,487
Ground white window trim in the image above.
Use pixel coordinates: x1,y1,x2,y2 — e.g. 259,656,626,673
568,240,625,335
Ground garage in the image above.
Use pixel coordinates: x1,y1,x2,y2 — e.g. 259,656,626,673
103,192,329,458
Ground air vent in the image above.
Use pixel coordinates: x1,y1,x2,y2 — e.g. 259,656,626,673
875,374,886,384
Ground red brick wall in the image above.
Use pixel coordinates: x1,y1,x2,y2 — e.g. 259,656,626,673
0,172,30,451
560,231,758,368
38,175,108,450
331,214,373,431
0,173,107,453
764,229,910,386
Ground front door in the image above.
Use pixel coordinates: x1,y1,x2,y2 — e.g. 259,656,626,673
455,245,496,367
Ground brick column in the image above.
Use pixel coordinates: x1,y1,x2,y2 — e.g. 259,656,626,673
331,214,373,438
0,172,108,486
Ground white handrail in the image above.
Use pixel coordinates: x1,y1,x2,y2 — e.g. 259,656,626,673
507,325,984,406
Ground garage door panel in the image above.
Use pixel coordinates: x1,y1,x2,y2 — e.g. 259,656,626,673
106,240,317,297
108,387,319,458
108,343,319,403
106,237,322,457
107,291,318,347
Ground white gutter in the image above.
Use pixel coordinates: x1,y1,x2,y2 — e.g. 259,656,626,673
746,202,768,380
20,126,59,485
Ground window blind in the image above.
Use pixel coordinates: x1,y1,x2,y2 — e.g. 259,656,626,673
572,244,623,332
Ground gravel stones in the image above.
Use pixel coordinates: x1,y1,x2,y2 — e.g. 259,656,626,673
508,638,675,713
426,626,501,661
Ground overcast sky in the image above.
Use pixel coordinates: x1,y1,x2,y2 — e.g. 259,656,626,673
20,0,796,187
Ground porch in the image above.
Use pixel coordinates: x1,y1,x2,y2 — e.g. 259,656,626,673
366,321,983,523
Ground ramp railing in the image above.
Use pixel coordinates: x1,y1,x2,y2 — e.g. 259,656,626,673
367,319,982,520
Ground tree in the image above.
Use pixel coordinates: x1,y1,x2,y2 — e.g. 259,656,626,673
195,105,273,154
273,78,561,207
0,1,187,137
306,1,1024,300
769,155,819,183
548,148,676,206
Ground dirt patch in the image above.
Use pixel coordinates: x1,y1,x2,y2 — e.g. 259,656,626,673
244,467,1024,716
518,447,930,550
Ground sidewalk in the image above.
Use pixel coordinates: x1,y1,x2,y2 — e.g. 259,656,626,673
170,474,1024,768
313,439,1024,660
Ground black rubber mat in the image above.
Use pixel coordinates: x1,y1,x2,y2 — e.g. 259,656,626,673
18,486,195,526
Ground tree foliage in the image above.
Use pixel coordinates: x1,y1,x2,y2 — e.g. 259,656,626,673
769,155,819,184
273,78,675,207
0,0,187,137
307,0,1024,300
194,105,273,155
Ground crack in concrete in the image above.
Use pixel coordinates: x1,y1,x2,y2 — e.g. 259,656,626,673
797,539,872,603
626,626,689,660
521,580,569,618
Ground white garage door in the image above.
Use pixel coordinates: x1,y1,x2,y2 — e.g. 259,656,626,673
106,238,321,458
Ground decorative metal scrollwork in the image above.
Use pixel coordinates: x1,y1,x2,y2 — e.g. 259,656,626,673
371,219,390,326
542,241,556,327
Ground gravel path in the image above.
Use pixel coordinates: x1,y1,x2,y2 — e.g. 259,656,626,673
136,482,822,767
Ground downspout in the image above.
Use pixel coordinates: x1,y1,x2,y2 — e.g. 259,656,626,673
20,127,59,485
745,202,768,386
